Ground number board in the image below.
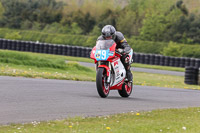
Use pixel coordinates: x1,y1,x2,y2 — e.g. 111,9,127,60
95,50,114,61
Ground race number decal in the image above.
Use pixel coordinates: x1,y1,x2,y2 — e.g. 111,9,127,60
95,50,109,61
102,50,106,60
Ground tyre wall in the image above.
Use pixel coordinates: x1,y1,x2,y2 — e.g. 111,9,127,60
184,66,199,85
0,38,200,68
0,38,92,58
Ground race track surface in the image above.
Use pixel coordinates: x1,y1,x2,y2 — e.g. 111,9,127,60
0,76,200,125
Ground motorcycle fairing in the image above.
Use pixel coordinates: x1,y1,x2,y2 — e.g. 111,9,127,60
90,40,116,62
128,49,134,64
90,46,96,60
110,57,126,88
98,65,110,76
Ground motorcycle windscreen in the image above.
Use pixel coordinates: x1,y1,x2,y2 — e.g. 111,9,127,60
95,40,115,61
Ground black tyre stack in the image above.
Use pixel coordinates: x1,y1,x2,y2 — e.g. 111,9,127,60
133,53,139,63
198,68,200,85
80,47,85,57
85,47,92,58
144,54,150,64
65,45,70,56
190,58,196,67
169,57,175,67
195,59,200,68
20,41,26,51
184,66,199,85
179,57,186,68
160,55,165,66
154,55,161,65
29,42,34,52
185,58,191,67
2,39,7,49
139,53,145,64
42,43,48,54
7,40,12,50
164,56,170,66
11,40,16,50
24,41,30,52
149,54,155,65
174,57,180,67
60,45,66,55
0,39,3,49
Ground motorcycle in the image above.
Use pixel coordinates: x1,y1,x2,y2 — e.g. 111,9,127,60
90,39,133,98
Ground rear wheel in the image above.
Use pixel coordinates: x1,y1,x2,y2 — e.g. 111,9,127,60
118,81,132,97
96,68,110,98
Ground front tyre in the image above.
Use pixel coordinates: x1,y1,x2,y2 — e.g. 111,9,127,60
118,82,132,97
96,68,110,98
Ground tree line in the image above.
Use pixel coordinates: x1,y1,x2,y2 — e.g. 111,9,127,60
0,0,200,45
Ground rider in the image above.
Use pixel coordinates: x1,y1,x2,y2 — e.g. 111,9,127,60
97,25,133,82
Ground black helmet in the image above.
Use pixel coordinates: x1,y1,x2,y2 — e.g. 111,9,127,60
102,25,116,39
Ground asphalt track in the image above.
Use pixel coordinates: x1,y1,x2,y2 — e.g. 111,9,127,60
1,76,200,125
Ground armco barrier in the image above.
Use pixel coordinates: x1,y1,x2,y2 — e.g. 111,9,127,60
0,38,200,68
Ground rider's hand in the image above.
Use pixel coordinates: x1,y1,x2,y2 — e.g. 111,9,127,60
117,48,124,53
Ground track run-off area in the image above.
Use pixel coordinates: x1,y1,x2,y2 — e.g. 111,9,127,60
0,76,200,125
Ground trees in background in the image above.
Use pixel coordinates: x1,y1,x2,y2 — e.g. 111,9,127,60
0,0,200,45
0,0,63,29
0,2,4,19
165,14,200,44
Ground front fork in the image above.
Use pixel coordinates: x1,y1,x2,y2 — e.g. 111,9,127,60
107,62,111,83
96,61,111,83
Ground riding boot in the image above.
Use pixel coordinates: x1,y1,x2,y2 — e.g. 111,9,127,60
126,66,133,82
121,54,133,82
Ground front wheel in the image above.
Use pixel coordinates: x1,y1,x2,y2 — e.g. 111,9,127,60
96,68,110,98
118,82,132,97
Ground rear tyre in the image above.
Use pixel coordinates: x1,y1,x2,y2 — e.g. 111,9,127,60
96,68,110,98
118,81,132,97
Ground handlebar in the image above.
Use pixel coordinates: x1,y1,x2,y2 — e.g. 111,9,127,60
116,48,125,55
115,50,123,56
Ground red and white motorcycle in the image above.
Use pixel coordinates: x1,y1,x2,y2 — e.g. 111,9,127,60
90,39,133,98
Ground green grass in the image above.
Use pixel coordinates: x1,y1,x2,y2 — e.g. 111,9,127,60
0,50,92,69
0,63,96,81
0,107,200,133
132,63,185,72
0,50,96,81
133,71,200,90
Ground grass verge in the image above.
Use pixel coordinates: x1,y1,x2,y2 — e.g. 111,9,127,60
0,63,96,81
0,107,200,133
132,63,185,72
0,50,96,81
133,71,200,90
